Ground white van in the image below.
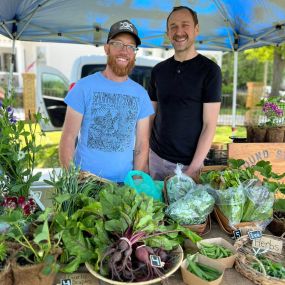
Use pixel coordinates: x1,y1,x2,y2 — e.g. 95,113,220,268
36,54,162,131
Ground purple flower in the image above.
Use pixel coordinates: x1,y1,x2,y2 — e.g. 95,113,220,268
6,106,13,113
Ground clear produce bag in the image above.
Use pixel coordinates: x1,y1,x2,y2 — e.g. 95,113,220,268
165,185,215,225
214,184,246,227
166,164,196,204
242,179,274,222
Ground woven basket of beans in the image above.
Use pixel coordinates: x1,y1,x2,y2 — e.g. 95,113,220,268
234,234,285,285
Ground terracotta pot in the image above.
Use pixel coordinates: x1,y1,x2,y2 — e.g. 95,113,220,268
252,126,267,142
266,127,285,142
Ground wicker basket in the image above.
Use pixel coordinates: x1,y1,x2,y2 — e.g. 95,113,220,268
213,206,263,235
234,234,285,285
163,176,211,236
85,245,183,285
79,171,113,184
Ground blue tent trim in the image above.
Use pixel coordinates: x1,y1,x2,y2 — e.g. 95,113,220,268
0,0,284,51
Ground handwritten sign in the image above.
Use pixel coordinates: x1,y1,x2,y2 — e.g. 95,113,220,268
228,143,285,182
55,273,99,285
150,255,165,268
252,236,283,254
248,230,262,240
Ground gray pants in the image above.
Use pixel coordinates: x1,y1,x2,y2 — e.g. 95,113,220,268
149,149,188,180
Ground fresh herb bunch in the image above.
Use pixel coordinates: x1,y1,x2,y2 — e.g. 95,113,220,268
46,164,109,216
0,98,48,197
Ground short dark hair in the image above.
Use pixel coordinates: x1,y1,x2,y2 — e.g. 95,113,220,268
166,6,198,29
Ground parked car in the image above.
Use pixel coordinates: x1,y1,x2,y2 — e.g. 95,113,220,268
36,54,162,131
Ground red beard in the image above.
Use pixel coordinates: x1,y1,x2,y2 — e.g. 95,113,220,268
107,54,135,77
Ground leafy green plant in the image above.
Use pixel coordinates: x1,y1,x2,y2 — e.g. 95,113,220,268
0,208,62,275
46,164,109,216
0,98,48,197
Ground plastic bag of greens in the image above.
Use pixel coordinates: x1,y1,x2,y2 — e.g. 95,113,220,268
214,184,245,226
165,185,215,225
166,164,196,204
242,179,274,222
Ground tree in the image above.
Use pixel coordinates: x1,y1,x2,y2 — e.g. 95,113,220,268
245,45,285,97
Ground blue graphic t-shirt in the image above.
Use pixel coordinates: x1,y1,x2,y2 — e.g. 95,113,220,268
64,72,154,182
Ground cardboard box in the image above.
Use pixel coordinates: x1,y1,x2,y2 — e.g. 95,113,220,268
54,272,99,285
181,254,224,285
197,237,237,269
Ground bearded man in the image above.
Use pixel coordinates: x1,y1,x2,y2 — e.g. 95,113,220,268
59,20,153,182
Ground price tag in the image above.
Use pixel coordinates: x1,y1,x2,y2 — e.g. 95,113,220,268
150,255,165,268
61,280,72,285
233,229,242,240
248,230,262,240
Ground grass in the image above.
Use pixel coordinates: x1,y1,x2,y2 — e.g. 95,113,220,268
35,126,247,168
36,130,61,168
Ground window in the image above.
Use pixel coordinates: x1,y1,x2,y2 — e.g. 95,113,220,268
0,53,17,72
41,73,68,98
81,64,152,89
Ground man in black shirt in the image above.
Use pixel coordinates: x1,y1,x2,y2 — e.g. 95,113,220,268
148,6,222,180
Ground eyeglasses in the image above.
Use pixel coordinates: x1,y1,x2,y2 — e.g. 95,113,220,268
109,41,138,53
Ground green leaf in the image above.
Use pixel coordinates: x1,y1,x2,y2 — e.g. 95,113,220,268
104,218,127,233
273,199,285,212
146,235,182,250
34,219,50,244
54,193,71,204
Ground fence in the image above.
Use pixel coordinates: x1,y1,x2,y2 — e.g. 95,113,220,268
218,91,247,126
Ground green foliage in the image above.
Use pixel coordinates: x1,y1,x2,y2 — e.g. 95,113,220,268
245,46,274,63
222,51,270,89
0,98,48,197
200,159,285,193
0,241,7,262
0,208,61,274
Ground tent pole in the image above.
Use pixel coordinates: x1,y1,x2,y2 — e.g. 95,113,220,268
8,39,16,98
232,51,238,135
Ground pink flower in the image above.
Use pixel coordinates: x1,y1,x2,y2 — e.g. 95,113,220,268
18,196,26,205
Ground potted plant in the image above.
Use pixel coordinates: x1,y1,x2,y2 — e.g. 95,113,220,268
0,208,62,285
246,97,285,142
261,99,285,142
0,98,47,198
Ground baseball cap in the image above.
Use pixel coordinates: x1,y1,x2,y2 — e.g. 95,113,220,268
107,19,141,46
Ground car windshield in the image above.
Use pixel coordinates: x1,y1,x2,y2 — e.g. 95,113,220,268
81,64,152,89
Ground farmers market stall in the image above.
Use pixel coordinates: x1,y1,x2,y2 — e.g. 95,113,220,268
53,220,267,285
